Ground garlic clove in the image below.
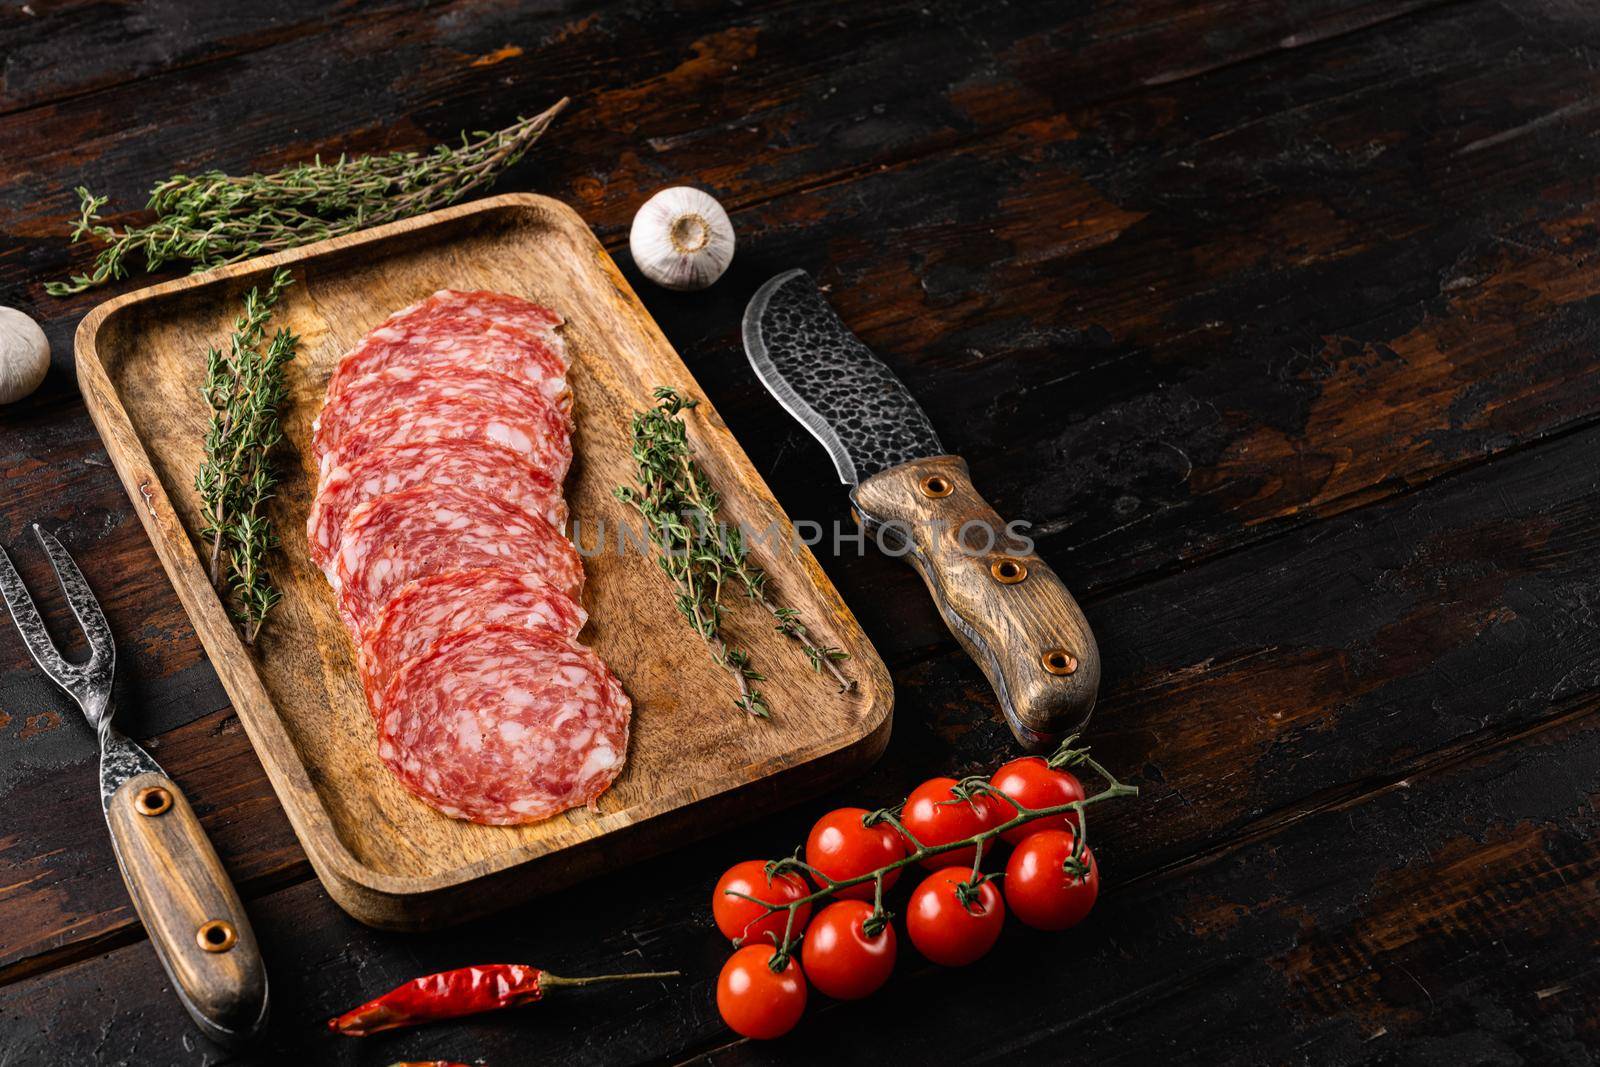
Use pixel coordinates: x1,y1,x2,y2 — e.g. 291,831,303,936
0,307,49,405
629,186,736,292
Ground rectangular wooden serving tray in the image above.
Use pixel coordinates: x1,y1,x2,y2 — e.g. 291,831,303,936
75,193,892,930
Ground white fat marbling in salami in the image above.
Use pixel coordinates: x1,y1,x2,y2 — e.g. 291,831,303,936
345,290,564,356
318,390,573,485
359,567,588,714
333,483,583,638
307,439,566,579
313,363,569,469
327,304,566,406
376,623,629,824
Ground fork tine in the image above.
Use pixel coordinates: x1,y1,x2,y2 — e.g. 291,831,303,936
32,525,115,677
0,541,79,687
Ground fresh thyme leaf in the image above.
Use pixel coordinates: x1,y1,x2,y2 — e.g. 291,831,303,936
47,98,568,296
616,388,851,718
196,267,297,643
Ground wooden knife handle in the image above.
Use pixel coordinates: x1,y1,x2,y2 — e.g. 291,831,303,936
852,455,1100,748
104,771,268,1045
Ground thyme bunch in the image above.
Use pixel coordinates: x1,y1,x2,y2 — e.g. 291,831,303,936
195,268,297,643
616,388,849,718
726,735,1138,966
46,98,569,296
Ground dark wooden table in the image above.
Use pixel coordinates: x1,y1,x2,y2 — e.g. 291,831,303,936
3,1,1598,1062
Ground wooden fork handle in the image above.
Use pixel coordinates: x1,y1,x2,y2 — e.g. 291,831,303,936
104,771,269,1045
852,455,1100,749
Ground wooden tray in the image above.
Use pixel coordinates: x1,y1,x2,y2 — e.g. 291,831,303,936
75,193,892,930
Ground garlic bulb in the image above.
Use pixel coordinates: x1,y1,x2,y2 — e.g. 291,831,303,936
0,307,49,405
629,187,735,291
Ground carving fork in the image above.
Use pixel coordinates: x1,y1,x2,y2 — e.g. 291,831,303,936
0,525,268,1045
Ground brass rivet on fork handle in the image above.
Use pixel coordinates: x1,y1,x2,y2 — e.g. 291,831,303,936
197,919,238,953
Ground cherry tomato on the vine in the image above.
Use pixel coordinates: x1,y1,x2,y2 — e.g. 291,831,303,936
805,807,907,899
717,944,808,1040
988,757,1086,844
901,777,1001,869
800,900,897,1000
712,860,813,946
905,867,1005,966
1004,829,1099,931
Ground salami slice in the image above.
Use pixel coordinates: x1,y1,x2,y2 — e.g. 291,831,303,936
352,290,564,356
313,363,569,467
334,484,583,638
325,321,568,412
376,623,629,824
318,390,573,485
359,567,588,713
307,440,566,577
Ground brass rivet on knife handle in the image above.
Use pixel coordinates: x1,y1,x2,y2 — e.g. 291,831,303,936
106,771,268,1041
852,455,1100,749
920,474,953,498
135,785,173,816
991,557,1028,584
1041,649,1078,676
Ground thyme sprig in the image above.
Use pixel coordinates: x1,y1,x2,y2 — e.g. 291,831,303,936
724,735,1138,969
46,98,569,296
616,388,850,717
195,268,297,643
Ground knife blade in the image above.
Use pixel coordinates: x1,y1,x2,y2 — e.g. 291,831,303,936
743,270,1100,748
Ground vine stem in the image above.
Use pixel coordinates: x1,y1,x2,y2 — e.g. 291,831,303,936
724,736,1138,957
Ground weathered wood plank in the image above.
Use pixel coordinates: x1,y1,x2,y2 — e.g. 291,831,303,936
3,642,1595,1064
1,0,1457,310
0,0,454,115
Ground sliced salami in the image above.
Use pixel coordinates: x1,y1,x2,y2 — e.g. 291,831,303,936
333,483,583,638
313,363,569,467
328,316,566,405
307,440,566,578
359,567,588,713
376,623,629,824
318,390,573,485
340,290,564,373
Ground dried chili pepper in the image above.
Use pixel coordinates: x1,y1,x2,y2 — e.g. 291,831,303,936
328,963,679,1037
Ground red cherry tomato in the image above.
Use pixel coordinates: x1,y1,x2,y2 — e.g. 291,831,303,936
717,944,808,1039
800,900,897,1000
805,808,907,899
901,777,1001,869
712,860,813,946
905,867,1005,966
1004,829,1099,931
988,757,1086,844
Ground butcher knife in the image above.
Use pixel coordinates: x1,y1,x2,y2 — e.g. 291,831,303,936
742,269,1099,749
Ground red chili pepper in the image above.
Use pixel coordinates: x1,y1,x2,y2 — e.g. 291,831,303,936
328,963,679,1037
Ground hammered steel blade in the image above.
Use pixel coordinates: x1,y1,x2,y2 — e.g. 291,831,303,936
0,526,114,720
743,269,944,484
34,525,115,714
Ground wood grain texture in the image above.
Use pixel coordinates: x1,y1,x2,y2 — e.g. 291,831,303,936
103,771,267,1043
852,455,1099,746
3,0,1600,1061
75,194,890,929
